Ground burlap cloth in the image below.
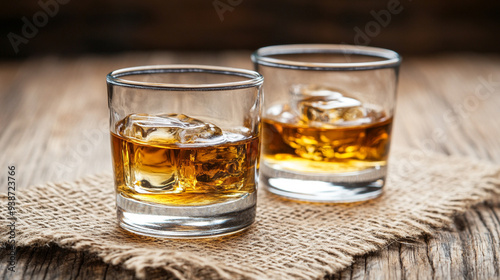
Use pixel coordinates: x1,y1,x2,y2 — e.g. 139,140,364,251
1,149,500,279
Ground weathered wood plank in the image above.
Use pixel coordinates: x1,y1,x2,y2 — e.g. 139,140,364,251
1,53,499,279
328,202,500,280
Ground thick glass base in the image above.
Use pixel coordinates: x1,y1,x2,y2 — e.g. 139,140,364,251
261,164,386,203
116,192,257,238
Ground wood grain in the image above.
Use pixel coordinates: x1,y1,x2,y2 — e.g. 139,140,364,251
0,52,499,279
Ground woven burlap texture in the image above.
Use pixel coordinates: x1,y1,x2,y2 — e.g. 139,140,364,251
1,149,500,280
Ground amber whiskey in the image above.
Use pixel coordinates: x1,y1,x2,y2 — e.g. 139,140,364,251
111,114,259,206
262,117,392,174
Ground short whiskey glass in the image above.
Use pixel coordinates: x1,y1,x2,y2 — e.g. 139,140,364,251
252,44,401,202
107,65,263,237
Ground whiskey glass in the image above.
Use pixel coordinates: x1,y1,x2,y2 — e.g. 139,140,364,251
107,65,263,237
252,44,401,202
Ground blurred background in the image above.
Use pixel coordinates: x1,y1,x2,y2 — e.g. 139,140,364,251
2,0,500,58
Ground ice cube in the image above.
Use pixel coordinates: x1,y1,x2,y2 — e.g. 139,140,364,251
290,84,344,99
119,113,225,145
265,104,300,124
291,84,373,126
178,139,247,192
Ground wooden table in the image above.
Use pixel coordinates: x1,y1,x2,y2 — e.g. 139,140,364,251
1,52,499,279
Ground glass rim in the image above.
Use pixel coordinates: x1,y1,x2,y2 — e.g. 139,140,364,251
251,44,401,71
106,64,264,91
